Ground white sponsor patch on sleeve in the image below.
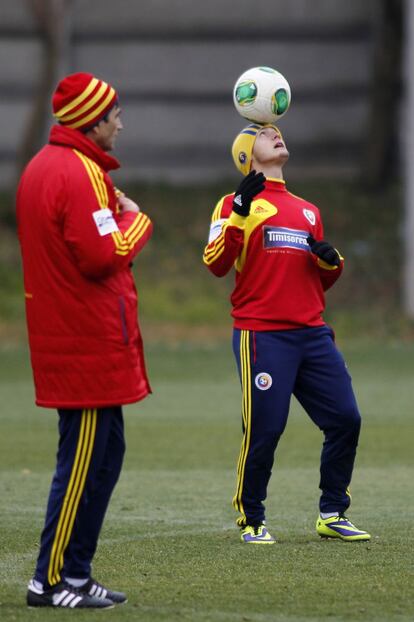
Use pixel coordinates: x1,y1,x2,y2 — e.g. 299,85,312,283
208,219,226,243
92,208,119,236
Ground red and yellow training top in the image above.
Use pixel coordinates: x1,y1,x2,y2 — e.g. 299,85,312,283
17,124,153,409
203,179,343,331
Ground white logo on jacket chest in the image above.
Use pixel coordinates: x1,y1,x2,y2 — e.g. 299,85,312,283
303,209,315,225
92,208,119,236
263,226,309,251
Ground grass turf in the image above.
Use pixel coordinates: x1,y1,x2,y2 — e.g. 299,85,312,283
0,340,413,621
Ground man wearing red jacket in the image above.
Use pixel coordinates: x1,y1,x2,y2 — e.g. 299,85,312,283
203,123,370,544
17,73,153,608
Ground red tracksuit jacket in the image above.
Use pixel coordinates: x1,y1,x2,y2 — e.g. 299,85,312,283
203,178,343,331
16,125,153,408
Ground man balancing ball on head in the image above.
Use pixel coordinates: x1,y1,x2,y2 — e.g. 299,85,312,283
17,73,153,607
203,123,371,544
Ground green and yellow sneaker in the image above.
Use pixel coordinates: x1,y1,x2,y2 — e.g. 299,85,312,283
240,524,276,544
316,514,371,542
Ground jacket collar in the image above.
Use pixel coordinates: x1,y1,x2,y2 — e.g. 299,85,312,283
49,124,120,172
265,178,287,192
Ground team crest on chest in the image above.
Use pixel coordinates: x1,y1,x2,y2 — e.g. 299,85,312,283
303,209,315,225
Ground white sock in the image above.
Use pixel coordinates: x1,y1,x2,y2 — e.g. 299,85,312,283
65,577,88,588
320,512,339,519
31,579,44,592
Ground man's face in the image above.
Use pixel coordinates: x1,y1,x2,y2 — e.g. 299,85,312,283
92,105,123,151
252,126,289,168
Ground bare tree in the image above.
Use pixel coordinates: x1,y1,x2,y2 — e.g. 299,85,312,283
16,0,73,179
362,0,403,190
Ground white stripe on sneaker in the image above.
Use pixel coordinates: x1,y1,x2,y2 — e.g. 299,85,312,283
69,596,82,608
89,583,108,599
62,593,76,607
53,590,69,605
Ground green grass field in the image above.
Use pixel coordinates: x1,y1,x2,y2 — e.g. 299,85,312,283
0,340,413,622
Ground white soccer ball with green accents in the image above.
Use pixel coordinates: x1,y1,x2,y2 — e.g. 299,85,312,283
233,66,291,124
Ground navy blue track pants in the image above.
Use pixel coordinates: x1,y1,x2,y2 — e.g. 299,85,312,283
34,407,125,588
232,326,361,527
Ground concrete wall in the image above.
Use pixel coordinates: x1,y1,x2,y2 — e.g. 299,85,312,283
0,0,376,186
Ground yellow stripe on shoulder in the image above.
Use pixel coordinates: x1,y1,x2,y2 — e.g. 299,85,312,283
87,158,109,207
212,194,232,222
74,150,129,257
73,150,107,209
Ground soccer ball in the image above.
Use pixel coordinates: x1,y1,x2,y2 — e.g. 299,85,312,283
233,66,291,124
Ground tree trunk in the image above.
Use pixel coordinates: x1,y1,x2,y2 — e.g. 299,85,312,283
361,0,403,190
15,0,73,181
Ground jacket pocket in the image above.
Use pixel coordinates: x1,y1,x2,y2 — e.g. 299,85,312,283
118,296,129,344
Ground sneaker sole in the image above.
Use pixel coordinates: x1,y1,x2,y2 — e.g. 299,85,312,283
318,533,371,542
241,539,276,544
27,598,116,610
28,604,115,609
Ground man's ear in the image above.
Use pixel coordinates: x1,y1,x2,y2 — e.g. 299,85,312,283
86,123,101,140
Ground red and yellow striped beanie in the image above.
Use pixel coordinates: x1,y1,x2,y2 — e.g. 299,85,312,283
52,72,118,131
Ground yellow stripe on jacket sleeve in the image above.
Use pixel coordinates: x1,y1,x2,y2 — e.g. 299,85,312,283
86,158,151,254
126,214,151,246
203,243,225,265
105,213,150,256
73,150,133,255
203,223,229,265
124,212,147,238
87,160,131,253
203,232,225,258
112,230,130,253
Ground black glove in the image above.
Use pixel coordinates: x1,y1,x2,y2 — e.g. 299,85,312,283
307,235,341,267
232,170,266,216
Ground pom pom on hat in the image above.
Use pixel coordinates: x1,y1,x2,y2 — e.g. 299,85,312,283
231,123,282,175
52,72,118,131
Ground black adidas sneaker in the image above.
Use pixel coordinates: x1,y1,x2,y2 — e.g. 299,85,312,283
26,579,114,608
79,577,128,604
